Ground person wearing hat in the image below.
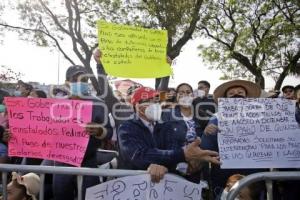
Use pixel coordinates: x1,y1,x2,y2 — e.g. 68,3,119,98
1,172,40,200
281,85,295,100
53,65,113,200
117,87,220,183
200,80,265,199
14,80,33,97
125,84,142,103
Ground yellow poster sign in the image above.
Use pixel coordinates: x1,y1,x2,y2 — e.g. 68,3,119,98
97,21,171,78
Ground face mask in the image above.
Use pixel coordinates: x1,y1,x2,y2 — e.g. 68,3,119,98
178,96,194,107
0,104,6,113
229,94,245,98
196,89,206,98
70,82,89,96
14,90,21,97
145,103,162,121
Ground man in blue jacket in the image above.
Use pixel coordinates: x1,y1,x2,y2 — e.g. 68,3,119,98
118,87,220,182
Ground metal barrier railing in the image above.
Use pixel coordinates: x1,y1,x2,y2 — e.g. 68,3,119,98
227,171,300,200
0,164,146,200
2,165,299,200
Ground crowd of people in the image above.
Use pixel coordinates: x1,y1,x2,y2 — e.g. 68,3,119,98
0,49,299,200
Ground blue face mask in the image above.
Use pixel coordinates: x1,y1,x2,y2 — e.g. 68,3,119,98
14,90,22,97
70,82,89,96
0,104,5,113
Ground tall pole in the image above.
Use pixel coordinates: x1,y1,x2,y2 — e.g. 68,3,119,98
57,47,60,85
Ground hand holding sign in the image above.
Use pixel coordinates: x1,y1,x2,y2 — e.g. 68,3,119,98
147,164,168,183
84,122,107,140
2,129,10,143
204,124,218,135
93,49,102,64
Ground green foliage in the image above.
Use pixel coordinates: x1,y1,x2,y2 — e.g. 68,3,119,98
198,0,300,88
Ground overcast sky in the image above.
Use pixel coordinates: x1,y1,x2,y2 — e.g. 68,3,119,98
1,32,299,92
0,2,298,92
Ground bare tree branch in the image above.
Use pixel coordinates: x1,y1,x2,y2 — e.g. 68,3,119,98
38,0,71,36
0,23,76,65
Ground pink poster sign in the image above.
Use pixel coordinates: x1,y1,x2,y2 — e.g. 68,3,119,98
5,97,93,167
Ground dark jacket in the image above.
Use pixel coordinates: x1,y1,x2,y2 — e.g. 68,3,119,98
161,105,204,143
296,103,300,124
117,116,185,170
192,96,217,130
200,115,266,197
76,97,113,166
0,125,4,143
160,106,206,183
96,63,134,128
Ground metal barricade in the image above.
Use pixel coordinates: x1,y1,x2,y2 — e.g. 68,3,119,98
227,171,300,200
0,164,146,200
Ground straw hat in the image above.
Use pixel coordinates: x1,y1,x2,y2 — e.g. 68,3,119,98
12,172,40,200
213,80,261,102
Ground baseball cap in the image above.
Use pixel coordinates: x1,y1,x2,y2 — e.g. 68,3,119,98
65,65,87,81
12,172,40,200
131,87,159,105
127,84,142,96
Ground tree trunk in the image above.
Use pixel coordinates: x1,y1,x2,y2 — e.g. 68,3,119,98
255,73,265,89
274,65,290,90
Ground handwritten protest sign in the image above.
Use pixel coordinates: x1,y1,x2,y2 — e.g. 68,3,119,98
5,97,93,167
86,174,207,200
97,21,171,78
218,98,300,168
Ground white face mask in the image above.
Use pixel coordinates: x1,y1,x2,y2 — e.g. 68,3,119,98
178,96,194,107
196,89,206,98
145,103,162,121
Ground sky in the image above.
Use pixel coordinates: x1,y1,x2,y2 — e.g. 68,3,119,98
0,32,299,93
0,1,299,92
